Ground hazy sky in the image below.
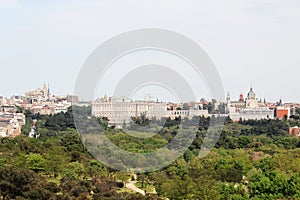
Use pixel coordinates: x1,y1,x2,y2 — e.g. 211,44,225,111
1,0,300,102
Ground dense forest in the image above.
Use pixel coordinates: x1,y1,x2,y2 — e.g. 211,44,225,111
1,106,300,199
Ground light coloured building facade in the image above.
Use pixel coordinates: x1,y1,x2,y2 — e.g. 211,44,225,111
29,102,70,115
92,96,208,127
0,113,25,137
226,87,274,120
25,83,54,103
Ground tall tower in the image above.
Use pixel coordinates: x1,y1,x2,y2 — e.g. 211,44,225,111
226,93,231,103
43,83,47,95
48,83,50,100
226,93,231,113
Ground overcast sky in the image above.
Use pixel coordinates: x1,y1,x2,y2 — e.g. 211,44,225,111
0,0,300,102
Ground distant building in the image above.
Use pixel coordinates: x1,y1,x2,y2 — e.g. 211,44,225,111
30,105,52,115
67,95,79,104
10,95,26,105
76,101,91,107
54,103,69,114
0,112,25,137
226,87,274,120
25,83,52,103
1,105,17,113
239,94,244,102
0,96,6,105
276,106,290,119
29,102,70,115
290,105,296,116
92,96,208,128
289,126,300,137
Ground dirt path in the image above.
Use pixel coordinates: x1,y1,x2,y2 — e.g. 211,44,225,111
126,180,146,195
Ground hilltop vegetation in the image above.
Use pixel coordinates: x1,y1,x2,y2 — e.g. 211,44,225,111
1,106,300,199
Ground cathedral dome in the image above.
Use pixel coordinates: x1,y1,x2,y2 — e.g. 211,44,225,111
247,87,256,99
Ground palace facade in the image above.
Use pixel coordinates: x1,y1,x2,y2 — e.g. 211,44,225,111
92,96,208,127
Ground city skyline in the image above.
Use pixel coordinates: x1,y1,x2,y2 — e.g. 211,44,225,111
0,83,295,104
1,0,300,102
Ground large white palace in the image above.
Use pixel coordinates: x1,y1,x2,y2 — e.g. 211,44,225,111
92,96,208,127
226,87,274,120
